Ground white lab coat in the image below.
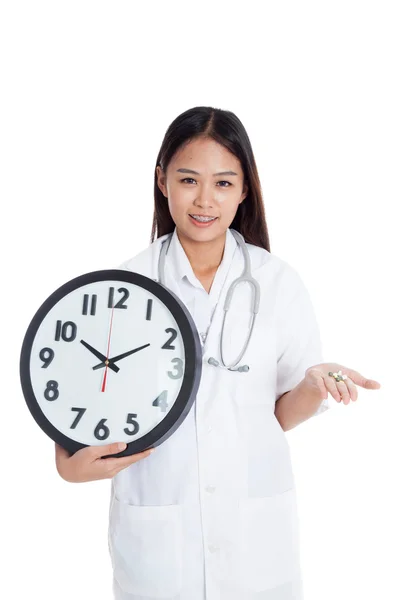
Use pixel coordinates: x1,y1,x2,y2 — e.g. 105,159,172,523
108,228,330,600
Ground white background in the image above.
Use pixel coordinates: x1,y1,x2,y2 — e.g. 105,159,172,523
1,1,399,598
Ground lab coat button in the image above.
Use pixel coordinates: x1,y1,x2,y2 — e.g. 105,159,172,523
208,544,219,553
205,485,216,493
207,425,212,433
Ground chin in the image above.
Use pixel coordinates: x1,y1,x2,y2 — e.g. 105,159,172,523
183,220,224,240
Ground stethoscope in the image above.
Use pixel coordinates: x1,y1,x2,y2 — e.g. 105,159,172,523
157,228,260,372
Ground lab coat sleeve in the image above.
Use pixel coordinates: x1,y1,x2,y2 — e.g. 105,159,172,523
275,265,331,417
117,259,132,271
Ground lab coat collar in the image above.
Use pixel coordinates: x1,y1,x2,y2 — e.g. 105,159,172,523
119,227,270,297
119,226,270,306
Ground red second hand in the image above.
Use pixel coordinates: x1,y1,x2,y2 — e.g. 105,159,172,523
101,305,115,393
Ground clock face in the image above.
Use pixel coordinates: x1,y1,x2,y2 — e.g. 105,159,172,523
20,270,202,456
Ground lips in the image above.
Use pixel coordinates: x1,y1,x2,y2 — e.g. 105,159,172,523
189,215,217,223
188,214,218,227
189,214,217,219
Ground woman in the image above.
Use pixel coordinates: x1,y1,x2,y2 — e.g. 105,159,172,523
55,106,381,600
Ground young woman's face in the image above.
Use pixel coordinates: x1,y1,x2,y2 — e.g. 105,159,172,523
156,137,248,243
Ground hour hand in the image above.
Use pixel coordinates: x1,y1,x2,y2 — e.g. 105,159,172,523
80,340,120,373
93,344,150,370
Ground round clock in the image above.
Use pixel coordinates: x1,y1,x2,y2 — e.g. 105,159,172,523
19,269,203,457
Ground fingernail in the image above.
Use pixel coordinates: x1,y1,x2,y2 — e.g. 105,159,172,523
117,442,127,451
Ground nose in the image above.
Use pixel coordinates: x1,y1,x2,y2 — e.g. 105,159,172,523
193,183,216,208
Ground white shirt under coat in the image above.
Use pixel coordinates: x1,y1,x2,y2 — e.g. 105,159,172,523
108,227,331,600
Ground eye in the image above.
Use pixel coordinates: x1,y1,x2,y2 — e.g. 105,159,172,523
180,178,231,187
217,181,231,187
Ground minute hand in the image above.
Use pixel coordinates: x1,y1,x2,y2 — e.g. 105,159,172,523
92,343,151,370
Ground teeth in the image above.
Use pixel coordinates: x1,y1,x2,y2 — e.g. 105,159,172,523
190,215,216,222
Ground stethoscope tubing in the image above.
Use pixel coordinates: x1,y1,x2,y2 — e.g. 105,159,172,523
157,228,260,372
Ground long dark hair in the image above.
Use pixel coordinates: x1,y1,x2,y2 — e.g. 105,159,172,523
151,106,270,252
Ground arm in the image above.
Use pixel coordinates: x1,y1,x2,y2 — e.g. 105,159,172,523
274,263,330,427
275,364,381,431
275,377,324,432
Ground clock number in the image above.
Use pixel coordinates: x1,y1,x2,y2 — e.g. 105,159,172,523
70,407,86,429
94,418,110,440
44,380,59,401
108,287,129,309
146,298,153,321
123,413,140,436
82,294,97,316
39,347,54,368
55,320,77,342
168,358,183,380
153,390,169,412
162,327,177,350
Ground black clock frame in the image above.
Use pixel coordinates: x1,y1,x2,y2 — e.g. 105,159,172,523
20,269,203,457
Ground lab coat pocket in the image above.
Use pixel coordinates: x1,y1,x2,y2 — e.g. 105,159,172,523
239,488,301,593
237,402,295,496
109,497,183,598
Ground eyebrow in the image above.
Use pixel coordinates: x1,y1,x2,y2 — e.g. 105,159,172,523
176,168,238,177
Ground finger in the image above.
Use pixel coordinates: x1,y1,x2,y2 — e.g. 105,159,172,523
335,380,351,404
88,442,128,460
104,448,155,475
323,373,342,402
343,376,358,402
364,379,381,389
335,366,381,390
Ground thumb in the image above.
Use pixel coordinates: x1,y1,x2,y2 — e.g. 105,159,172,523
55,442,71,460
89,441,127,459
365,379,381,389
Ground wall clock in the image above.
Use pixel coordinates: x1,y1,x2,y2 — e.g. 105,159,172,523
19,270,202,456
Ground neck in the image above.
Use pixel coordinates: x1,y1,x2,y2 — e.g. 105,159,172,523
177,229,227,275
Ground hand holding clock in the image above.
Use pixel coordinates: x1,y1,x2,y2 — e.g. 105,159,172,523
55,441,155,483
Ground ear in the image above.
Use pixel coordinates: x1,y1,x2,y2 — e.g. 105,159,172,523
156,166,168,198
